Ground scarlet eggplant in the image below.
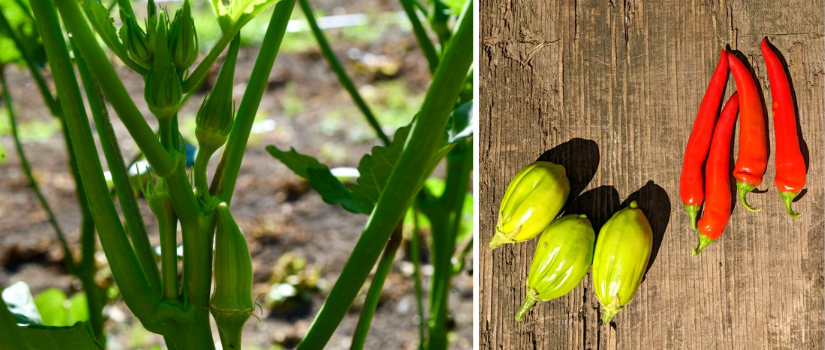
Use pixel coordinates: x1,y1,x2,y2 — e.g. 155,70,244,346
592,201,652,323
761,38,806,218
728,52,767,212
680,50,729,230
516,214,594,322
694,93,739,255
490,161,570,249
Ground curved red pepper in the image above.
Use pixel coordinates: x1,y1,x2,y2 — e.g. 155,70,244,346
680,50,729,230
728,52,767,212
694,92,738,255
761,38,806,219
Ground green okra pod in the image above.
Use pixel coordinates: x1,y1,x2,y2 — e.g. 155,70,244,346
211,202,254,350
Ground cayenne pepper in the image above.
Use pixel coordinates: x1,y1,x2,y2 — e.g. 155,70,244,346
680,50,729,230
761,38,806,218
728,52,767,212
694,92,739,255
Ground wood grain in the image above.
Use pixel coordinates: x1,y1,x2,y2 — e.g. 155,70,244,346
479,0,825,349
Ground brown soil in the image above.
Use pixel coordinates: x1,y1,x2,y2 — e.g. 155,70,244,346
0,1,473,349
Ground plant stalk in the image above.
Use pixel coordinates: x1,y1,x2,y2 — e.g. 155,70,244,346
295,2,473,347
350,221,404,350
211,0,297,202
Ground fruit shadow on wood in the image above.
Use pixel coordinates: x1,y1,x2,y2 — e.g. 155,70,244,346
621,181,670,277
535,137,600,209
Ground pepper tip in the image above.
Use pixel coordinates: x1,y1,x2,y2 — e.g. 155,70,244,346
684,204,700,231
692,233,715,256
736,181,762,212
780,191,803,219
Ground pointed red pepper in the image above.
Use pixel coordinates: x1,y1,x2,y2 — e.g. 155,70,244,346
694,92,738,255
761,38,805,218
680,50,729,230
728,52,767,212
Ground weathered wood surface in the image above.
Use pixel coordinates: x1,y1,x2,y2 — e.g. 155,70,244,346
479,0,825,349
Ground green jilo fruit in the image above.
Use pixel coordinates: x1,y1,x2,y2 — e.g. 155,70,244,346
516,214,594,322
211,202,254,350
490,161,570,249
592,201,652,324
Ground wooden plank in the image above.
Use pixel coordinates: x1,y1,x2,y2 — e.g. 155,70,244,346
479,0,825,349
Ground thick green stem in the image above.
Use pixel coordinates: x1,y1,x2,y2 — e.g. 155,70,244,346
410,211,426,350
426,140,471,350
297,0,390,146
780,191,802,219
0,69,73,274
52,0,176,177
399,0,439,74
74,41,162,296
211,0,296,202
350,221,404,350
31,0,185,330
296,2,472,348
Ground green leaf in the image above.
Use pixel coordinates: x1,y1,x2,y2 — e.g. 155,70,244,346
212,0,281,35
447,101,473,143
67,294,89,325
306,167,372,214
267,145,371,214
348,125,412,207
19,322,103,350
443,0,468,15
2,281,42,325
33,289,67,327
80,0,126,57
265,146,326,179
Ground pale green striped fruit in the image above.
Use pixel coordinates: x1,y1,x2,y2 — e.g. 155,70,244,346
592,201,652,323
490,161,569,249
516,214,594,321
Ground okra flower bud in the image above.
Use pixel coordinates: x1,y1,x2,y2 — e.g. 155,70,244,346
592,201,652,323
144,17,182,119
211,202,254,349
120,11,153,66
516,214,594,322
168,0,198,72
490,161,570,249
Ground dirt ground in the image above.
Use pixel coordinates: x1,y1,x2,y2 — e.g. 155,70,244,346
0,1,473,349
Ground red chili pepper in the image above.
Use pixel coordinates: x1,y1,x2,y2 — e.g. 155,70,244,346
680,50,729,230
728,52,767,212
761,38,806,219
694,92,738,255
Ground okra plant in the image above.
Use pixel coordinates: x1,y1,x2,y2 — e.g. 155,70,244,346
1,0,473,348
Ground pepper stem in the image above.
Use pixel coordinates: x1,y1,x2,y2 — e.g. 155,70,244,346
780,191,802,219
684,204,700,230
736,181,761,212
600,296,622,324
515,288,540,322
692,232,715,255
